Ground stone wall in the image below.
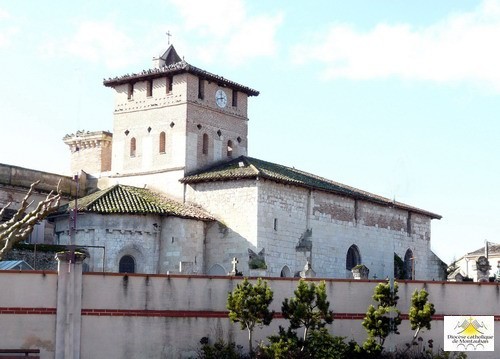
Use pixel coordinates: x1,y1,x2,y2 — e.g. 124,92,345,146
53,212,208,274
63,131,113,175
0,164,88,244
185,179,259,274
0,163,86,198
187,178,444,280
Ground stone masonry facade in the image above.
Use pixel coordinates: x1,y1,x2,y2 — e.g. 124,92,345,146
185,178,443,280
45,45,445,280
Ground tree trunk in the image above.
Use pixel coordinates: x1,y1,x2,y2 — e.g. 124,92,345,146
248,328,253,356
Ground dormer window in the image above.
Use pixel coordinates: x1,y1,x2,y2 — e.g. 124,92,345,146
146,80,153,97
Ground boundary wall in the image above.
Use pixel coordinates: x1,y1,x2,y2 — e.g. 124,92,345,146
0,263,499,358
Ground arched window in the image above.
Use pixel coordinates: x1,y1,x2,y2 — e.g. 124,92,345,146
404,249,414,279
119,255,135,273
346,244,361,270
159,132,166,153
130,137,136,157
207,264,226,276
227,140,233,157
202,133,209,155
280,266,291,278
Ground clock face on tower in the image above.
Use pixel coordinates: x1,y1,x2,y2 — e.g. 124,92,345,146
215,89,227,108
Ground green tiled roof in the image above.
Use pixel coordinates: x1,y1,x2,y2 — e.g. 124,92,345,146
59,184,213,220
181,156,441,219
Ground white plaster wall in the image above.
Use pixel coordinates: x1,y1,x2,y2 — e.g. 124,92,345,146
1,273,499,359
0,271,57,357
73,276,500,359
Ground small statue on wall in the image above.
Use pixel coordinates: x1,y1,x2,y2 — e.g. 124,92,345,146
300,259,316,278
475,255,491,282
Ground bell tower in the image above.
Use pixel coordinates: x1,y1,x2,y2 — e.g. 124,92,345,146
100,45,259,198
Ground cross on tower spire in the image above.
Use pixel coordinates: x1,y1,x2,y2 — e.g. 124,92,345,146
166,30,172,45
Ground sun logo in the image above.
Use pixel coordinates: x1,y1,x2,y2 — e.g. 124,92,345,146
454,317,488,336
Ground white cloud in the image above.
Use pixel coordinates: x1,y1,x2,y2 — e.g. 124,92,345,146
0,8,10,20
169,0,282,65
292,0,500,89
65,21,135,69
225,14,283,65
170,0,246,36
0,27,17,48
0,8,17,48
37,20,136,69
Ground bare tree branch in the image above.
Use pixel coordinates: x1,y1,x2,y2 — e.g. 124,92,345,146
0,180,61,260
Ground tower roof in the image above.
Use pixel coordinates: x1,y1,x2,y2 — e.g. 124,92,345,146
103,45,259,96
181,156,442,219
159,44,181,66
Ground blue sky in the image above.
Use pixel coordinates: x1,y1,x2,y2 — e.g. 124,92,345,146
0,0,498,264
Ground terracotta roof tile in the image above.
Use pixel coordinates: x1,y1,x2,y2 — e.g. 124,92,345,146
181,156,442,219
59,184,213,221
103,45,259,96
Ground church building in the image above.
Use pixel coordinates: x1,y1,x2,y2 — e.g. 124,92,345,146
54,45,445,280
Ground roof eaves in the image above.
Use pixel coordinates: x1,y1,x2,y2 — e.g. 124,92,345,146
103,61,259,96
181,156,441,219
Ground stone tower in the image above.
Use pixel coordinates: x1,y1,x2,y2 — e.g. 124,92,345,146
99,45,259,198
63,130,112,176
